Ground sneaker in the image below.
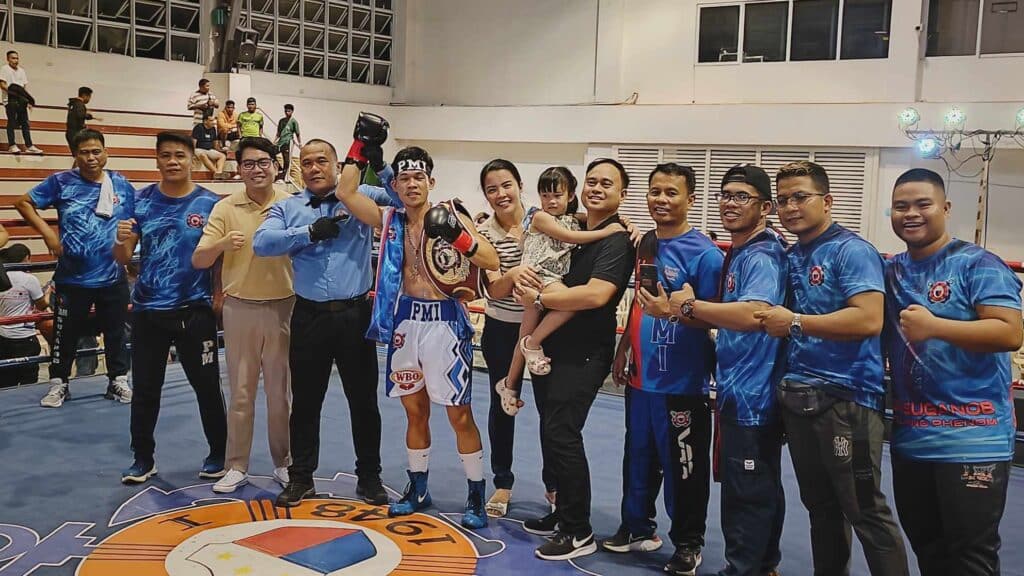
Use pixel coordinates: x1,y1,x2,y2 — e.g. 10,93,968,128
523,510,560,536
388,470,431,517
273,466,289,487
356,476,389,506
8,145,21,154
122,459,157,484
275,482,315,508
40,380,69,408
600,527,663,553
105,376,132,403
26,145,43,154
231,174,241,180
535,531,597,561
212,469,248,493
664,544,702,576
462,479,488,529
199,457,226,479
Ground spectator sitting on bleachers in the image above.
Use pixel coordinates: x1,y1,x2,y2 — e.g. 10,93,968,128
0,243,48,387
217,100,240,152
193,115,227,179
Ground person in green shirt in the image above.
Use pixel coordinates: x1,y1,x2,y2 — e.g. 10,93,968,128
275,104,302,181
237,97,264,139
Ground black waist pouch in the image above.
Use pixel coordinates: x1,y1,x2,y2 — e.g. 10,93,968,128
777,379,840,416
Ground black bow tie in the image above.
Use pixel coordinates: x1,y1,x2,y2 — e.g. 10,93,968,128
307,194,335,208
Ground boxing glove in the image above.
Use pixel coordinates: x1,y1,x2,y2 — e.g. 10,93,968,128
363,143,387,173
424,205,477,257
345,112,389,168
309,215,344,242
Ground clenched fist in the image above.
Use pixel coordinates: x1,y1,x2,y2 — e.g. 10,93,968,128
899,304,937,343
116,218,137,244
221,230,246,252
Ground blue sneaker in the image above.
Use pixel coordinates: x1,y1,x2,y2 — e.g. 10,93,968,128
462,479,488,529
388,470,431,517
199,456,226,479
122,459,157,484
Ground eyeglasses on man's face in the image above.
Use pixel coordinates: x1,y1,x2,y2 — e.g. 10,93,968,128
714,191,760,205
240,157,273,170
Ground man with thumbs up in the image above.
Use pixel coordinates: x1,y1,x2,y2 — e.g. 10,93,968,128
253,134,401,508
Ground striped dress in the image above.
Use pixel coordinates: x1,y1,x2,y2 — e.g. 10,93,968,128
476,214,524,324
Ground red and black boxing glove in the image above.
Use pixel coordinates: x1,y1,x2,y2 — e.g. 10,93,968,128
424,204,478,257
345,112,389,170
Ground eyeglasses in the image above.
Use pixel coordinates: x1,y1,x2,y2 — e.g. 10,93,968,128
239,158,273,170
714,192,758,205
776,192,826,207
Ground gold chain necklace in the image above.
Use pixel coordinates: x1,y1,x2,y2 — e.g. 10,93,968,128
407,226,424,278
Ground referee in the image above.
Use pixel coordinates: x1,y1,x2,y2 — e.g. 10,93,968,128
253,136,397,507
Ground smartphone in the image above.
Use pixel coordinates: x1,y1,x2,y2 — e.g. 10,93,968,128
638,264,659,294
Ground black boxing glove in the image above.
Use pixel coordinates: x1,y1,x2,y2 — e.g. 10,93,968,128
309,215,343,242
346,112,389,167
424,205,477,257
363,143,387,173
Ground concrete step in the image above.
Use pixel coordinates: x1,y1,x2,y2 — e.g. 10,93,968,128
1,144,155,158
23,105,192,130
1,119,167,137
13,130,160,149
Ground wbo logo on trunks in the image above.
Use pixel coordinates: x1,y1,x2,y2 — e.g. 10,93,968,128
0,472,595,575
390,369,423,390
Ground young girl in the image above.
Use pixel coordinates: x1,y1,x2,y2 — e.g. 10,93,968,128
496,166,624,416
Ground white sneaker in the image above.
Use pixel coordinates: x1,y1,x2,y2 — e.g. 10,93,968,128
213,469,248,493
8,145,21,154
40,379,69,408
26,145,43,154
273,467,289,487
105,375,132,403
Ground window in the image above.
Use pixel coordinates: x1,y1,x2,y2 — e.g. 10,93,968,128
927,0,980,56
14,12,50,45
927,0,1024,56
744,2,788,62
697,1,891,64
241,0,394,84
791,0,839,60
57,19,92,50
840,0,891,59
698,5,740,62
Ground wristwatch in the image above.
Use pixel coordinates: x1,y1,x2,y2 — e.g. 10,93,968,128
789,313,803,339
681,298,696,320
533,293,545,312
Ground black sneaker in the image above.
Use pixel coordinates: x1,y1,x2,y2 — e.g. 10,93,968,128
356,476,389,506
664,544,702,576
600,526,663,553
523,510,560,536
535,531,597,561
275,482,315,508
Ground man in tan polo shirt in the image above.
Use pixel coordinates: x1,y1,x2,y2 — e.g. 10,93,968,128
192,136,294,493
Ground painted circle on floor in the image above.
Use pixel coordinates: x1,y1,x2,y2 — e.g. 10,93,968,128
76,499,478,576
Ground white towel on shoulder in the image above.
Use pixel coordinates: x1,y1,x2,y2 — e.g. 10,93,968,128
94,170,115,218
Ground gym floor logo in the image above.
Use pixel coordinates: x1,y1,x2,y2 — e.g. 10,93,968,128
0,473,598,575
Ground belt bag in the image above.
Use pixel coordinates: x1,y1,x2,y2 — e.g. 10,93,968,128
776,379,840,416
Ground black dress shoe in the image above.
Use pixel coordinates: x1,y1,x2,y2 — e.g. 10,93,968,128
356,476,389,506
275,482,315,508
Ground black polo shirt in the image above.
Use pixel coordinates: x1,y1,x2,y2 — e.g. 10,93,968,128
544,213,635,361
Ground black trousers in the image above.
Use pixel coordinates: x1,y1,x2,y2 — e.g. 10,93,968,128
481,315,555,491
719,419,786,576
5,103,33,147
893,457,1009,576
781,389,909,576
130,305,227,462
533,348,612,536
288,295,382,485
279,143,292,175
0,334,41,387
50,282,130,383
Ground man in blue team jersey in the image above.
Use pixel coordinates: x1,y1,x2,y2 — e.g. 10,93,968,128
14,128,134,408
672,165,786,576
605,162,723,576
113,131,228,484
884,168,1022,576
755,161,908,576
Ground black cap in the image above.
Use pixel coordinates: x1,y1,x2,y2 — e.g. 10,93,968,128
246,97,256,104
722,164,772,200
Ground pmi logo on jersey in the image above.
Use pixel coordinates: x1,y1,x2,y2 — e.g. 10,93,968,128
808,265,825,286
927,280,951,304
76,498,479,576
390,369,423,390
186,213,206,228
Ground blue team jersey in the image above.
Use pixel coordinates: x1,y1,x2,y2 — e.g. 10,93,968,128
28,170,134,288
628,228,723,395
716,231,789,426
884,239,1022,463
130,184,221,310
786,223,886,410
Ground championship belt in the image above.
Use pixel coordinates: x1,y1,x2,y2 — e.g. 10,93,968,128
419,199,484,301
